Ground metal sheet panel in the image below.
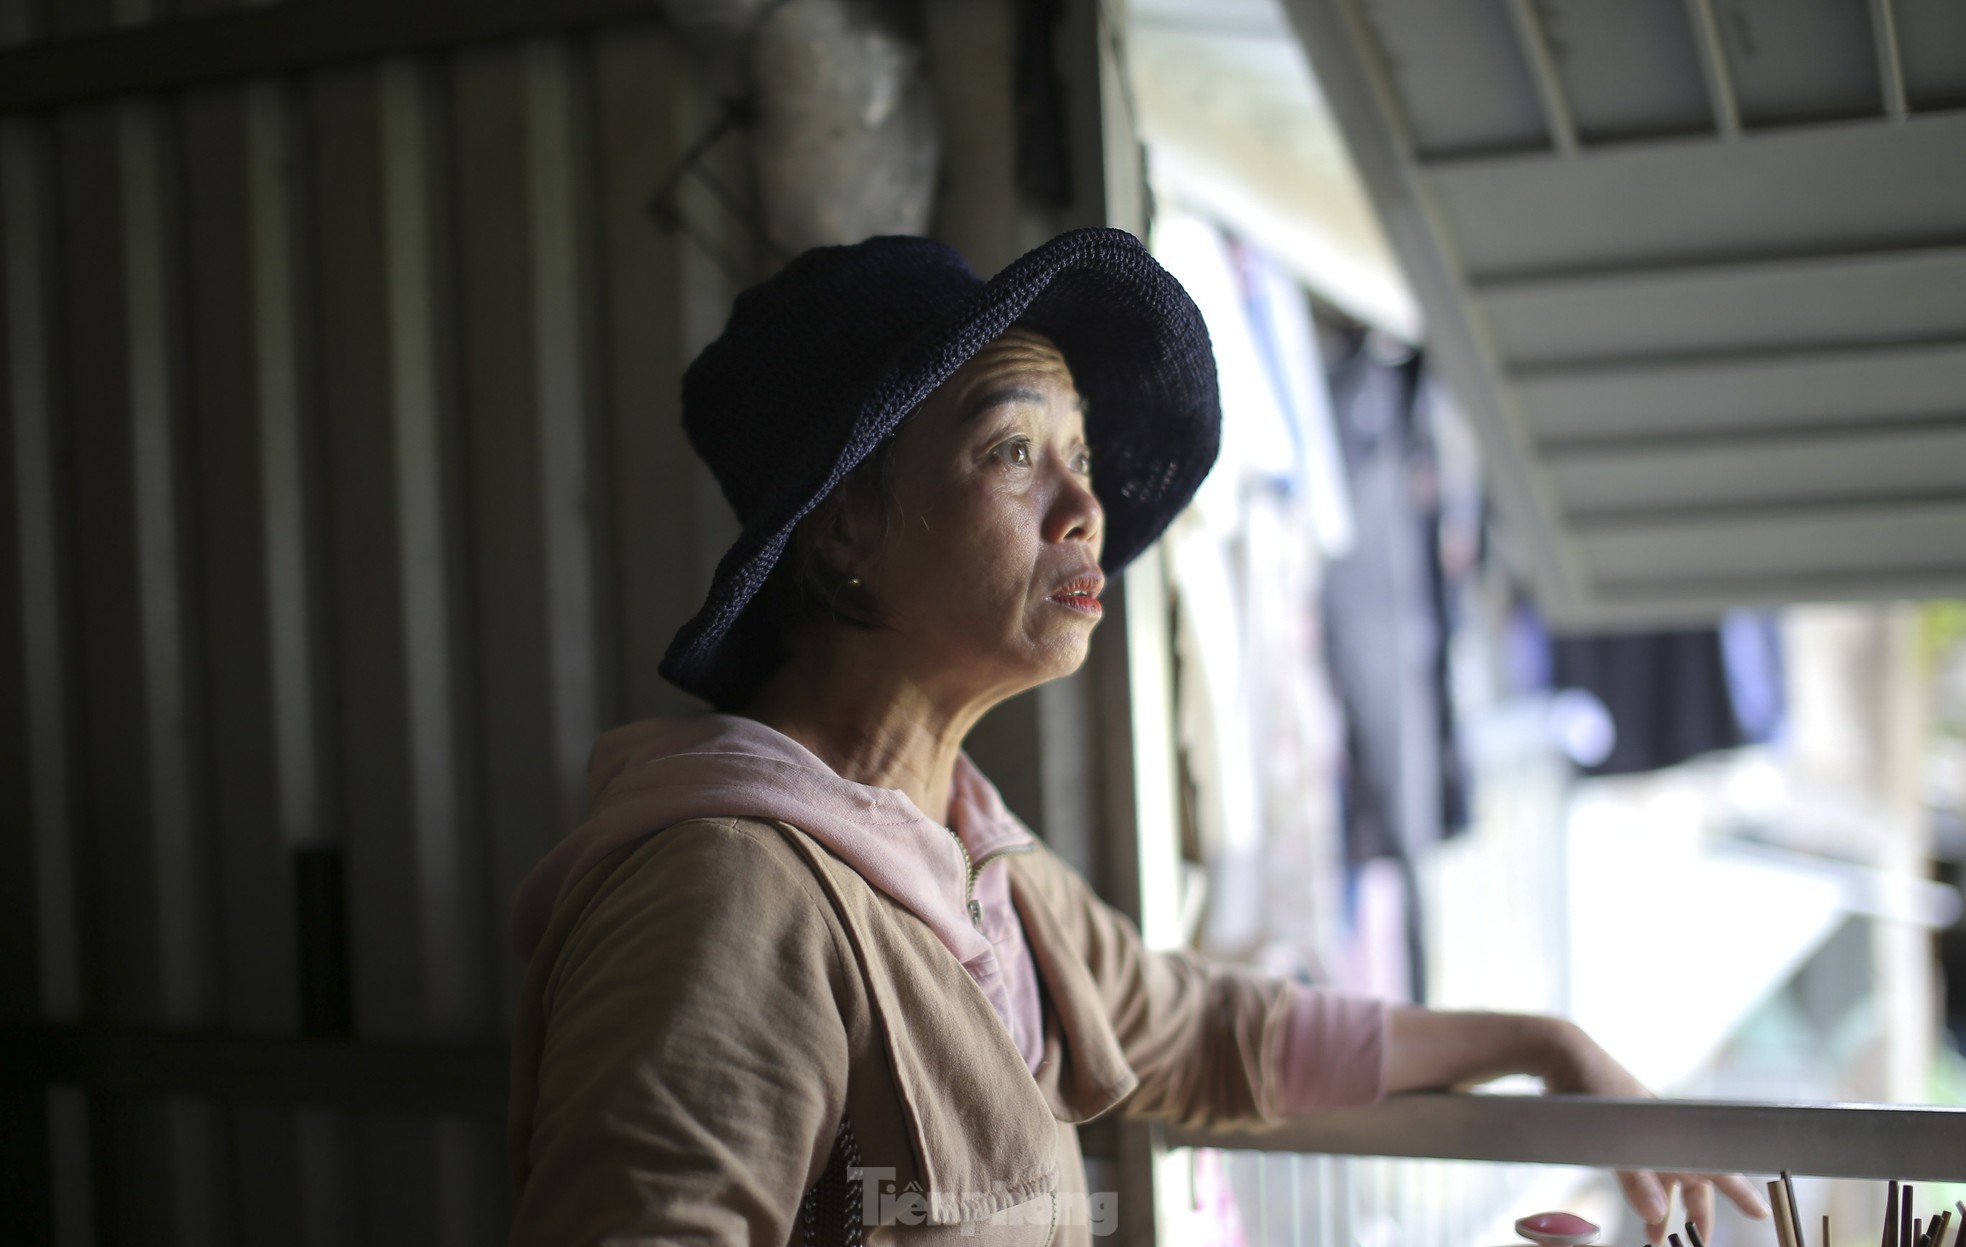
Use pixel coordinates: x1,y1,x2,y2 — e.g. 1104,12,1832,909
6,16,752,1231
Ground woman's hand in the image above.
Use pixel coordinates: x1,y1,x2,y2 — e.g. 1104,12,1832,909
1384,1008,1770,1243
1537,1018,1770,1244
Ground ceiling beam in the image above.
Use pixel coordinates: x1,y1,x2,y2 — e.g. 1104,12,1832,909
1682,0,1742,139
1868,0,1911,122
0,0,666,113
1501,0,1578,156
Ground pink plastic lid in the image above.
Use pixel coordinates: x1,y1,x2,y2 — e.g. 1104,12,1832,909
1515,1211,1601,1245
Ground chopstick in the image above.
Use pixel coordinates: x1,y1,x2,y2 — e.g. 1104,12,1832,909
1785,1171,1809,1247
1773,1180,1800,1247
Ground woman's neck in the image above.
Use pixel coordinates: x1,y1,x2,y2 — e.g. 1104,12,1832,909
741,646,998,825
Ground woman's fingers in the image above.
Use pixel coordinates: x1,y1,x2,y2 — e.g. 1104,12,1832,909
1713,1172,1773,1220
1682,1175,1716,1243
1651,1172,1770,1244
1618,1169,1672,1241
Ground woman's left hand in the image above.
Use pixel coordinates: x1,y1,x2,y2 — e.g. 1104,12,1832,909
1538,1019,1771,1244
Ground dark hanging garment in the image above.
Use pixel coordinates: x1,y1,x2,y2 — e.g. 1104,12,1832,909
1319,329,1469,1001
1551,629,1744,776
1320,332,1469,863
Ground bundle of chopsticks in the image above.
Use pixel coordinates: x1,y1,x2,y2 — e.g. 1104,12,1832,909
1744,1171,1962,1247
1640,1173,1962,1247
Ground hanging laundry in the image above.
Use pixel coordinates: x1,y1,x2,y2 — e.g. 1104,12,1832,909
1550,629,1744,777
1317,326,1473,1002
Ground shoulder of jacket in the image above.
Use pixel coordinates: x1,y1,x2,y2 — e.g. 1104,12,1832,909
536,817,841,957
606,815,825,896
549,817,849,981
1005,837,1085,898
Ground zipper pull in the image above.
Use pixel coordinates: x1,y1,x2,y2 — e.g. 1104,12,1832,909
967,898,984,931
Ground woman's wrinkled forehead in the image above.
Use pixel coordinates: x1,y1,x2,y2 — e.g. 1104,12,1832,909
920,327,1083,424
967,326,1071,374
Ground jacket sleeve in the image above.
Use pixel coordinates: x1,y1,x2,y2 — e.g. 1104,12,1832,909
1030,848,1385,1127
509,819,853,1246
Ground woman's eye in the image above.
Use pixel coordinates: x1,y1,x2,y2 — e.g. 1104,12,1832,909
995,438,1032,466
1071,450,1092,475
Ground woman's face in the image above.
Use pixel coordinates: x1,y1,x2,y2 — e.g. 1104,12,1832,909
847,328,1105,701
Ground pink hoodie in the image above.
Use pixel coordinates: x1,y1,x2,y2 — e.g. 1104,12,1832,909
510,714,1387,1107
510,714,1048,1069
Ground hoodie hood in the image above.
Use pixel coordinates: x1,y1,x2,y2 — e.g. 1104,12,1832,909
509,714,1034,982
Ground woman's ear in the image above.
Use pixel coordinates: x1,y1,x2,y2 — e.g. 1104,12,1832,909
809,480,882,580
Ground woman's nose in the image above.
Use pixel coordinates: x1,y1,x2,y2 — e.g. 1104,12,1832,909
1043,468,1103,548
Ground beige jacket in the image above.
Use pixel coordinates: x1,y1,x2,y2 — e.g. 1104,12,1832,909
508,815,1325,1245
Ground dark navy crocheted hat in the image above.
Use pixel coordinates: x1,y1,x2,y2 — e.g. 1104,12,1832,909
660,226,1220,707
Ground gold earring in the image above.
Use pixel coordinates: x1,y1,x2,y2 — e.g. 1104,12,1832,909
847,577,862,588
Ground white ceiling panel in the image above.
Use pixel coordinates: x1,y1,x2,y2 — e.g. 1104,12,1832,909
1427,112,1966,279
1577,501,1966,586
1899,0,1966,108
1514,342,1966,444
1478,246,1966,366
1547,425,1966,518
1282,0,1966,623
1533,0,1712,143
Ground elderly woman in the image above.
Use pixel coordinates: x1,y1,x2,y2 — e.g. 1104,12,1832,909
504,230,1765,1245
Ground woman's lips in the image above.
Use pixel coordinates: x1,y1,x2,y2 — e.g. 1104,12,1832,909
1047,591,1103,615
1046,575,1105,615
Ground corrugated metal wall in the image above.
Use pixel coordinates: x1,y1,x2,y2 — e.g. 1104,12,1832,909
2,11,751,1242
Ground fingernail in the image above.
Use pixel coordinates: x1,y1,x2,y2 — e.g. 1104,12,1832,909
1642,1197,1668,1223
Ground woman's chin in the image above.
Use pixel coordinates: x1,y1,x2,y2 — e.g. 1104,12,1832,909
1025,628,1096,680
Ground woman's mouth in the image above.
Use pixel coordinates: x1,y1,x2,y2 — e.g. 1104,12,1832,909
1046,576,1105,616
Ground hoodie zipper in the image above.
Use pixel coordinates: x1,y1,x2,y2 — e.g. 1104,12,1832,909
945,828,1035,932
945,826,1052,1244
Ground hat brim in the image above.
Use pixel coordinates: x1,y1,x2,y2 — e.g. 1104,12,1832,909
661,227,1220,707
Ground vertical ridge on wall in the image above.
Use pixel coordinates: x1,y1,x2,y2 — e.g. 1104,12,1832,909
179,75,318,1245
124,92,215,1032
449,35,602,1031
180,80,297,1037
311,55,479,1247
245,77,329,864
595,26,695,724
523,36,601,840
592,24,746,731
378,55,483,1044
2,117,83,1026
